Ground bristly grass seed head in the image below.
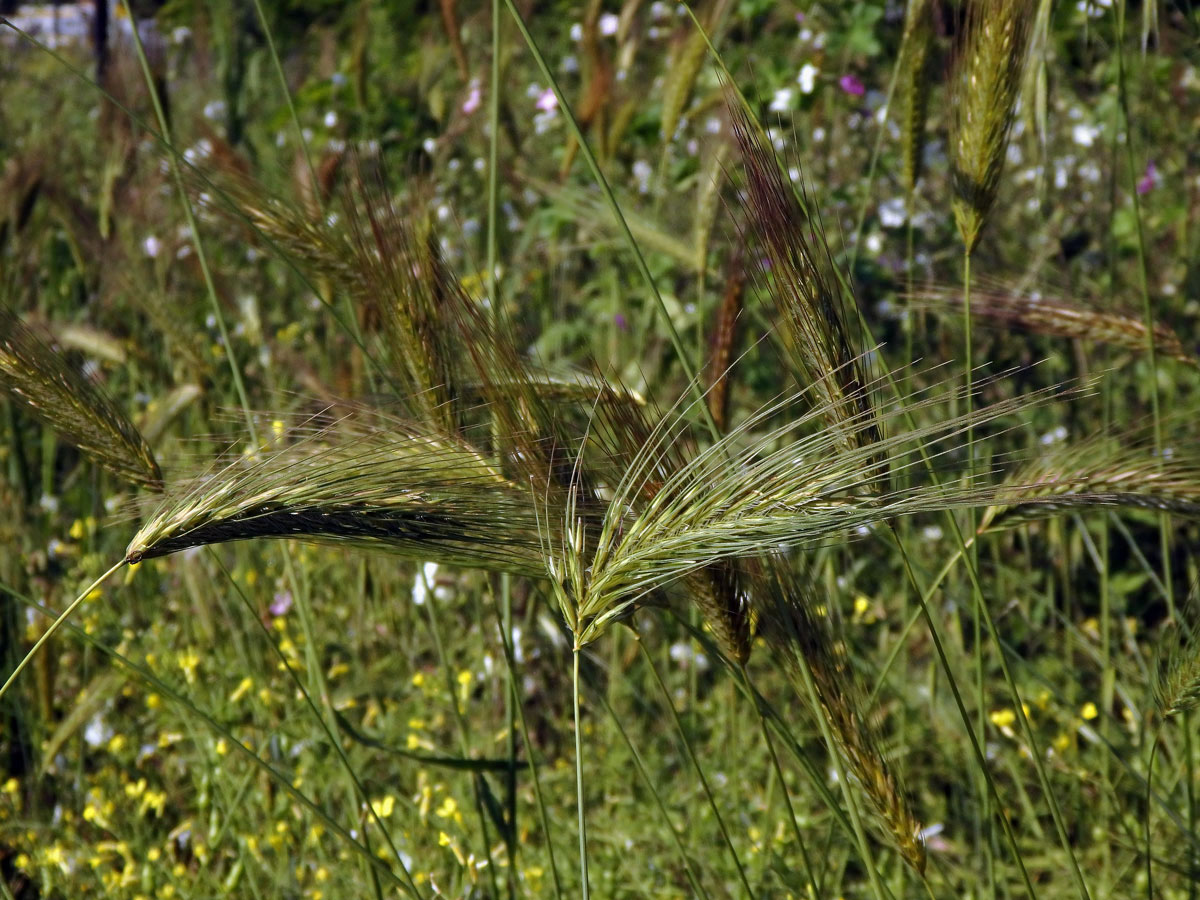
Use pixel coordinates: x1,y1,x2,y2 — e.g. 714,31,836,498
950,0,1036,252
0,300,162,491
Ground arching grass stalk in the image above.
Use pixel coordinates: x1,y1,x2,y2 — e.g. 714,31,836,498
639,638,755,898
0,20,390,390
247,0,378,399
484,6,521,894
0,559,124,705
885,524,1038,898
278,550,387,900
1114,1,1175,675
250,0,319,210
735,664,821,899
119,0,256,444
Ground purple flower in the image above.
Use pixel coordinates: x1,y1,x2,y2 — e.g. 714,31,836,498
1136,161,1157,196
838,74,865,97
535,88,557,113
613,313,628,331
269,591,293,617
462,83,482,115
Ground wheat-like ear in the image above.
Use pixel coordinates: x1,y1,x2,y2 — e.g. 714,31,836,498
912,284,1196,367
564,370,1054,639
980,435,1200,533
126,417,549,574
949,0,1035,251
753,563,926,873
0,302,162,490
726,93,882,462
898,0,936,195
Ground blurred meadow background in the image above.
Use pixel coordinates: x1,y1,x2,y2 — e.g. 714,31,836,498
2,0,1200,897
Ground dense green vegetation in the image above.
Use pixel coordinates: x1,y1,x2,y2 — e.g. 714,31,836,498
2,1,1200,897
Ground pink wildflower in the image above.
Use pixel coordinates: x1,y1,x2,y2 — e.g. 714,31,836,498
838,74,865,97
1136,161,1157,195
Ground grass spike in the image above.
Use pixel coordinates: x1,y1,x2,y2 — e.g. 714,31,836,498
949,0,1036,252
126,417,551,575
898,0,936,195
753,563,926,873
727,94,882,463
0,302,162,490
1157,612,1200,718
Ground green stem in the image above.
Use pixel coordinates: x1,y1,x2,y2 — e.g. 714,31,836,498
209,553,420,896
0,559,124,704
502,0,720,445
573,644,591,900
491,588,565,900
121,0,257,444
598,688,711,900
419,567,502,899
741,665,819,899
640,640,754,897
17,590,420,897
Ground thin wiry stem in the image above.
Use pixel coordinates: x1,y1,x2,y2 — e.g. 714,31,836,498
490,586,565,899
209,552,422,896
418,564,502,899
0,559,124,705
1115,0,1175,637
598,689,711,899
250,0,320,214
572,644,591,900
15,589,423,898
120,0,257,444
502,0,721,445
640,638,755,897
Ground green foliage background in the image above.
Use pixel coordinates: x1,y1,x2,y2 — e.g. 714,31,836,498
2,1,1200,898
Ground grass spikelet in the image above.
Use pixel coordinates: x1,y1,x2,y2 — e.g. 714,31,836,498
343,173,463,429
727,95,881,460
0,301,162,490
949,0,1035,252
914,284,1196,367
898,0,935,195
753,564,926,873
126,418,548,574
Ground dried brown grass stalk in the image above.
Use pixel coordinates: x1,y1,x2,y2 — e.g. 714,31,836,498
912,285,1196,367
949,0,1035,251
